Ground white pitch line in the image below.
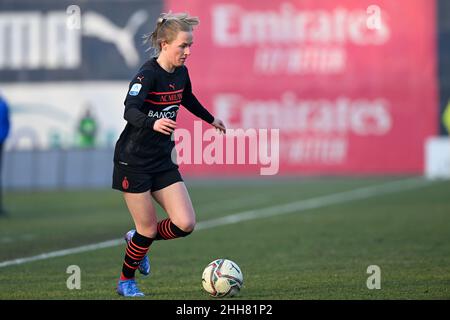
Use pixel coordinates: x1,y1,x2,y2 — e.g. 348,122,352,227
0,239,123,268
0,177,432,268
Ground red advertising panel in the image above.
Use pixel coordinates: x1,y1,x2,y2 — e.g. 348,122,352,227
166,0,438,176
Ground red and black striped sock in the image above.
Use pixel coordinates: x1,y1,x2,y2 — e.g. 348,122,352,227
120,231,153,280
155,218,192,240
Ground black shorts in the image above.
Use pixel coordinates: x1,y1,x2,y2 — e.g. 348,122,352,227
112,165,183,193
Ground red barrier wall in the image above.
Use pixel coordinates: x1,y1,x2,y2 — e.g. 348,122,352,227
166,0,438,175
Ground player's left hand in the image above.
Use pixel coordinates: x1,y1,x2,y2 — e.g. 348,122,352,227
211,118,226,134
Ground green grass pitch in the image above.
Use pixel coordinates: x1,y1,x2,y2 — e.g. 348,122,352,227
0,177,449,300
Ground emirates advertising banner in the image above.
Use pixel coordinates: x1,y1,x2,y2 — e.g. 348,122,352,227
167,0,438,176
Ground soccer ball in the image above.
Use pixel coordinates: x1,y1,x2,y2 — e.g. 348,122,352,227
201,259,243,297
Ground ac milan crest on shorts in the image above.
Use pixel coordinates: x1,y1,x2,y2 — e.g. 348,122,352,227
112,164,183,193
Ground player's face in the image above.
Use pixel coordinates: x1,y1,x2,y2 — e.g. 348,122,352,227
164,31,193,68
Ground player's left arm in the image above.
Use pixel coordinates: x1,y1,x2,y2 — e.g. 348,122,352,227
181,71,226,134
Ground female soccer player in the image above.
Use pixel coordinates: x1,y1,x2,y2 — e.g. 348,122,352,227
112,12,226,297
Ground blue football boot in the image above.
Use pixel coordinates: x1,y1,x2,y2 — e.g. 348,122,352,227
117,279,144,297
124,229,151,276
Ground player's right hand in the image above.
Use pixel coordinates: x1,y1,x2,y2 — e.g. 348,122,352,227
153,118,177,135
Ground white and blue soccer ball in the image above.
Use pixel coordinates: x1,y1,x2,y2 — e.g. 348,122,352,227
202,259,243,297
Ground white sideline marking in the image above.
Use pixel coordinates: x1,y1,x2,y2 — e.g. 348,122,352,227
0,177,432,268
0,239,123,268
196,177,432,230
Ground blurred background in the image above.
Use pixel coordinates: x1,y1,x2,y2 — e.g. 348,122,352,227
1,0,449,189
0,0,449,189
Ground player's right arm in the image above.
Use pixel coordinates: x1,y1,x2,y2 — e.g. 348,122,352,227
123,71,176,135
123,70,156,129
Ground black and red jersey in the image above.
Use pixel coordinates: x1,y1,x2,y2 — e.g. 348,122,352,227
113,58,214,173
